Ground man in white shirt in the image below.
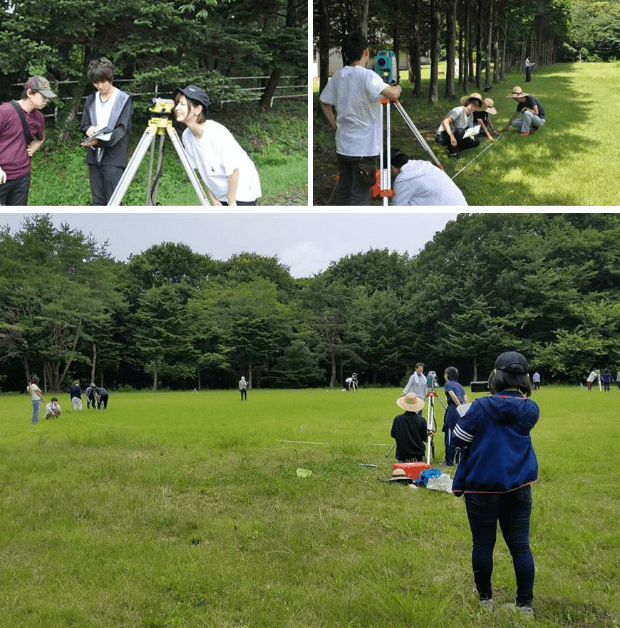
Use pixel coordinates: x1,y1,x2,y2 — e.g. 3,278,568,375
319,33,402,205
386,148,467,206
402,363,428,399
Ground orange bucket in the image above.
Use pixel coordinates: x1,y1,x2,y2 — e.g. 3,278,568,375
393,462,433,480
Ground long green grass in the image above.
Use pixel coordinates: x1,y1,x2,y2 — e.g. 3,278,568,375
1,386,618,627
313,62,620,206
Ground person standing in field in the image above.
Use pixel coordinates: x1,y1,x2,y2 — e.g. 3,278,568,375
0,76,56,205
586,368,599,390
532,371,541,391
402,363,427,400
239,376,248,400
602,369,611,391
70,380,83,410
442,366,468,466
27,375,44,425
319,32,402,205
452,351,539,618
616,370,620,390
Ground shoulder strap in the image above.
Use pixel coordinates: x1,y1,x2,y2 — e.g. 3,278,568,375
9,101,33,146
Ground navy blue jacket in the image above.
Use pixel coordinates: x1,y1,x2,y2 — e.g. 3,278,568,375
451,391,539,495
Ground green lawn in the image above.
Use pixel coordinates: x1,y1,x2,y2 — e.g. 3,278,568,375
1,386,618,626
313,62,620,206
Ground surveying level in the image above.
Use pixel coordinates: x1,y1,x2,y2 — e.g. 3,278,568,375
375,50,397,85
107,98,210,207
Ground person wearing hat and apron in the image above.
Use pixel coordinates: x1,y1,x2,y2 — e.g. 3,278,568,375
173,85,261,206
435,92,484,159
506,86,545,136
451,351,539,618
0,76,56,205
390,392,432,463
473,98,500,141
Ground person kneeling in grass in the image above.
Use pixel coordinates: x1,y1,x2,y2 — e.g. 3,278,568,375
506,86,545,136
44,397,62,419
435,92,484,159
173,85,261,206
385,149,467,206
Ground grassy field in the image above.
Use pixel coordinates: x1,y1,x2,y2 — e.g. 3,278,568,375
29,100,308,207
313,62,620,206
1,386,619,627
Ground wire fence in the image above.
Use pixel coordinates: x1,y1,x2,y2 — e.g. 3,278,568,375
14,75,308,121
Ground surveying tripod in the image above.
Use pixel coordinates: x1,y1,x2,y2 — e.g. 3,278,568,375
107,99,210,207
377,99,444,206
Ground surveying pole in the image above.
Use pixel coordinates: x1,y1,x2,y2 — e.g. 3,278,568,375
425,391,437,465
107,99,210,207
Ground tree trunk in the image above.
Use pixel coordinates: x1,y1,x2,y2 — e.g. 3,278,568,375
259,68,283,112
152,366,158,391
330,349,337,388
445,0,457,99
91,343,97,384
58,82,87,144
248,362,253,390
409,0,422,95
475,0,483,89
428,0,441,104
485,0,493,91
393,25,400,84
463,0,470,93
318,0,330,95
356,0,369,37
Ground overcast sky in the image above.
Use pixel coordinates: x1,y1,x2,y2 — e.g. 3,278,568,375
0,210,463,278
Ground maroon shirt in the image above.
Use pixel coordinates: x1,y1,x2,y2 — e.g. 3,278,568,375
0,102,46,180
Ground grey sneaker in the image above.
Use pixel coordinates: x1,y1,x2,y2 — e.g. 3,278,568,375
504,603,534,619
480,598,493,611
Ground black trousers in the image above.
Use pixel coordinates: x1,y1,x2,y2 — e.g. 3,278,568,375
89,164,125,206
435,129,480,155
0,173,31,205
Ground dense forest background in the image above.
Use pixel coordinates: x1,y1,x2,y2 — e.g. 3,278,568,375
2,213,619,393
315,0,620,104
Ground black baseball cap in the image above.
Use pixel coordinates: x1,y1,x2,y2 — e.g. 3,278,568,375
173,84,210,111
494,351,528,374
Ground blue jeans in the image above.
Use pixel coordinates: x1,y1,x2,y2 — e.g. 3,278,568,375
464,485,535,606
31,399,40,424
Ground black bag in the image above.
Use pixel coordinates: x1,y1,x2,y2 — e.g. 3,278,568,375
9,101,33,146
357,159,377,188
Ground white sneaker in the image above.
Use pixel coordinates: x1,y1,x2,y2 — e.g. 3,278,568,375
480,599,493,611
504,603,534,619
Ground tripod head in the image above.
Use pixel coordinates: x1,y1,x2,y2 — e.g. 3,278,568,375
149,98,175,116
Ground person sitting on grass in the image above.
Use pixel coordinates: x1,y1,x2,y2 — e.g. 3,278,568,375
44,397,62,420
385,148,467,206
390,392,432,463
435,92,484,159
506,86,545,136
474,98,500,141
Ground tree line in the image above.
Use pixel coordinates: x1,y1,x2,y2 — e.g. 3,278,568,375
2,213,620,394
315,0,619,105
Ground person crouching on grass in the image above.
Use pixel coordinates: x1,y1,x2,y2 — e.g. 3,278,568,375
435,92,484,159
451,351,539,618
385,148,467,206
80,57,133,205
173,85,261,206
390,392,432,463
0,76,56,206
44,397,62,420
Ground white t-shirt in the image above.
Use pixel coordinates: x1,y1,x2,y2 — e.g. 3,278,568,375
182,121,261,203
437,106,473,134
94,87,119,141
29,383,41,400
319,65,387,157
392,160,468,206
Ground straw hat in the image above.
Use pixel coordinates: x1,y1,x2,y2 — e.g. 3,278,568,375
388,468,412,482
396,392,425,413
483,98,497,114
508,86,528,99
460,92,486,107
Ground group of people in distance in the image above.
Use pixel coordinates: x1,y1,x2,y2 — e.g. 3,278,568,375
390,352,539,619
26,376,109,425
0,58,261,206
586,368,620,391
319,32,546,206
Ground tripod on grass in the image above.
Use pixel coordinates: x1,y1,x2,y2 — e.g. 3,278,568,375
107,99,210,207
376,99,444,206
